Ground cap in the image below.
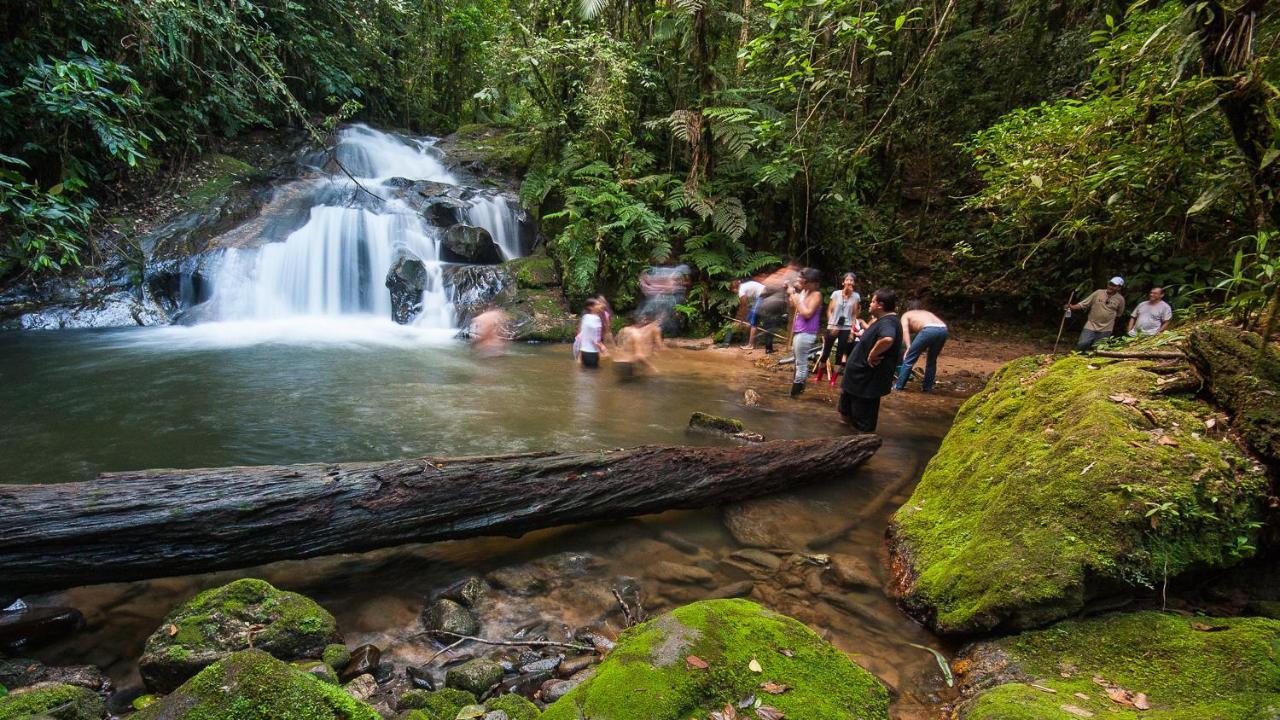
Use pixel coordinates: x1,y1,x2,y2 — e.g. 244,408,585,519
1109,276,1125,286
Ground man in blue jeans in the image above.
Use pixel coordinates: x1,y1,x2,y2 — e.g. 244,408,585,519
894,307,948,392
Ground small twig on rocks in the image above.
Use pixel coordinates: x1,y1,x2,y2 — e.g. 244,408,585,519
612,588,636,627
435,632,591,652
423,637,468,665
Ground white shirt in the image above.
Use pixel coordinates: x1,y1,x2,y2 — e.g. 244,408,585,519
1132,300,1172,335
738,280,765,300
578,313,602,352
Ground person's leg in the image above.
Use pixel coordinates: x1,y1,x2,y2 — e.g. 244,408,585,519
895,332,929,391
851,396,881,432
922,327,948,392
791,332,815,395
831,330,851,385
1076,328,1099,352
816,333,835,381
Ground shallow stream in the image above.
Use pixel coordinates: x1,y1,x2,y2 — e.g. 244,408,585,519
1,325,960,717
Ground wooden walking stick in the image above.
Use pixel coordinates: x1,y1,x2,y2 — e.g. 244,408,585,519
1054,290,1076,354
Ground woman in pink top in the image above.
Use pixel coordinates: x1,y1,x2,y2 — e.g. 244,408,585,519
788,268,823,397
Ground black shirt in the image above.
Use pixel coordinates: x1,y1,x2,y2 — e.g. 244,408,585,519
842,313,902,398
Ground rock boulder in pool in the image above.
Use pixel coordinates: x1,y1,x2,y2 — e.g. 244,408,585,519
441,224,503,264
133,650,378,720
888,354,1271,634
540,598,889,720
421,598,480,639
0,682,105,720
386,254,428,324
139,578,343,693
953,611,1280,719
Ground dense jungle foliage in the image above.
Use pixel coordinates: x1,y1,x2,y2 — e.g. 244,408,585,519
1,0,1277,327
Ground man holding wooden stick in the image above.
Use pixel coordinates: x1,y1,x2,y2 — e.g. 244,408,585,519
1066,276,1127,352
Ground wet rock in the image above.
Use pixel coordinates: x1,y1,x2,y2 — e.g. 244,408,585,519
499,670,553,697
827,553,878,589
343,673,378,702
688,411,744,434
132,650,378,720
657,531,701,555
557,654,597,677
445,264,516,327
422,195,471,227
723,497,852,549
406,664,437,691
705,580,756,600
340,643,381,683
399,688,476,714
518,656,561,675
293,659,339,685
421,598,480,639
441,223,502,264
730,548,782,571
538,599,889,719
138,578,342,694
650,560,715,586
445,659,504,697
485,693,540,720
486,566,549,596
441,576,492,610
540,678,578,703
484,711,509,720
0,682,105,720
0,659,110,693
386,253,428,324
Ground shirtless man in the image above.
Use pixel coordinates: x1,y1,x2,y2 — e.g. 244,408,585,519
894,307,948,393
469,307,509,357
613,314,661,378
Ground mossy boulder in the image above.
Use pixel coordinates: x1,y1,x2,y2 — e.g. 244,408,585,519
888,354,1270,634
541,599,888,720
134,649,378,720
507,254,558,290
444,659,503,696
1185,323,1280,464
0,682,104,720
954,611,1280,719
140,578,343,693
438,125,534,178
688,412,745,434
398,688,477,718
485,693,540,720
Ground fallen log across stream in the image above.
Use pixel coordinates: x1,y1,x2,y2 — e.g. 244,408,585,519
0,435,880,595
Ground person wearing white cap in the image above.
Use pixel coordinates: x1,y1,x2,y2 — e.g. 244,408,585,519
1066,276,1127,351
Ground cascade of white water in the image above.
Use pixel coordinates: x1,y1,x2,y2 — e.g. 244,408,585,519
465,195,522,261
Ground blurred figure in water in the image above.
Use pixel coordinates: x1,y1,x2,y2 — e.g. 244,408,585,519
613,313,662,379
574,298,607,369
594,294,616,348
753,261,800,354
469,307,509,357
639,264,690,333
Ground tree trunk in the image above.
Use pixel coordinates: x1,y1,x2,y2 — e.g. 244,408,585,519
0,436,880,595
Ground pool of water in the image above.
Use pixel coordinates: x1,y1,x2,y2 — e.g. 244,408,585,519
2,321,961,717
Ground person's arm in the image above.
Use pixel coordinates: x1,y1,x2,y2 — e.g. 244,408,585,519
900,315,912,349
799,290,822,319
1127,311,1137,334
826,295,838,331
1068,291,1094,312
866,336,895,367
1158,305,1172,333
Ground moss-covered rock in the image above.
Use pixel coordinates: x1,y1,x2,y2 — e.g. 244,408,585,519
688,412,745,434
888,354,1270,634
398,688,477,718
541,599,888,720
133,649,378,720
444,659,503,696
954,611,1280,719
438,125,534,178
322,644,351,674
507,254,558,290
1185,323,1280,464
485,693,540,720
140,578,343,693
0,682,104,720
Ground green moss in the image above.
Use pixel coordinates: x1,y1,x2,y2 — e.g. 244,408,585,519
398,688,477,718
182,153,255,210
133,693,160,710
134,649,378,720
450,125,533,175
959,612,1280,719
486,693,541,720
541,599,888,720
0,683,104,720
506,253,558,289
322,644,351,672
168,645,192,662
891,354,1269,634
689,412,745,434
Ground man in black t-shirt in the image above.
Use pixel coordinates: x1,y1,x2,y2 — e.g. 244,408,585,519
839,288,903,432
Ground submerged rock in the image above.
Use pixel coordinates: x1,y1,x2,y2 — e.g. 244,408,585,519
441,576,491,610
0,659,110,694
953,611,1280,719
138,578,343,693
421,598,480,639
888,354,1271,635
540,598,889,720
445,659,504,697
0,682,105,720
0,607,84,651
133,650,379,720
339,644,381,683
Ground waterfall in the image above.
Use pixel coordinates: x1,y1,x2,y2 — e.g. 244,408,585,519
466,195,522,261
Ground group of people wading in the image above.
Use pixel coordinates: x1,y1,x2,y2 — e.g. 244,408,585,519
727,264,948,432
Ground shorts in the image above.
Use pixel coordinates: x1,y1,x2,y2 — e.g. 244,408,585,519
580,351,599,368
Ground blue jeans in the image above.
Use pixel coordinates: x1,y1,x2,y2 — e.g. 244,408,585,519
895,326,948,392
1076,328,1111,352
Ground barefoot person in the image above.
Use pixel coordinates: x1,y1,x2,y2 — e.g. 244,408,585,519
729,278,766,348
788,268,824,397
1067,277,1126,351
894,306,948,393
613,313,661,379
839,289,902,432
816,272,860,384
574,299,607,369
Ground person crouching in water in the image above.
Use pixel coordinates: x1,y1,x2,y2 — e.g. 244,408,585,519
614,313,661,380
815,272,860,385
839,289,903,431
469,306,510,357
894,305,948,393
574,299,607,368
788,268,824,397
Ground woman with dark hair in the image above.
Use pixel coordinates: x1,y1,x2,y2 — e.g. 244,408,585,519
788,268,824,397
815,272,861,385
574,299,607,368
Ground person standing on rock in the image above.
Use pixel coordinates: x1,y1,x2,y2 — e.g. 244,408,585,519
1128,286,1173,337
816,272,861,385
574,299,607,369
839,289,903,432
894,306,948,393
788,268,824,397
1067,277,1126,352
